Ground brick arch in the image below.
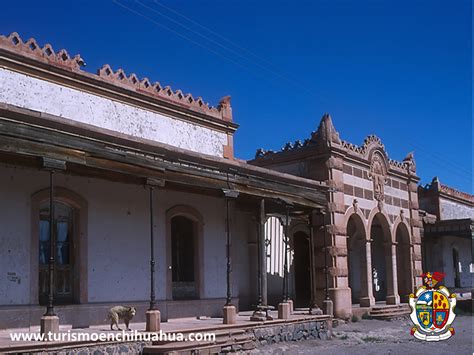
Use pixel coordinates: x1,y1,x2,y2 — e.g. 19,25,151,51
165,204,204,225
30,186,88,305
289,221,309,239
393,219,413,302
345,208,373,306
343,205,368,240
391,216,411,244
367,207,399,304
367,207,392,243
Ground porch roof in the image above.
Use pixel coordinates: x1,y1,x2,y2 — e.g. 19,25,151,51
0,104,327,211
423,218,473,239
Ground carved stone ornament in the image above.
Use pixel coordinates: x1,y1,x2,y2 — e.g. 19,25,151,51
369,151,388,203
352,199,359,212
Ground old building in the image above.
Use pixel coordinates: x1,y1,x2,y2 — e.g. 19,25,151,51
0,30,470,333
419,177,473,291
0,32,328,330
250,114,424,318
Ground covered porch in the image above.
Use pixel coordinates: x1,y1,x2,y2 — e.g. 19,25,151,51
0,105,329,332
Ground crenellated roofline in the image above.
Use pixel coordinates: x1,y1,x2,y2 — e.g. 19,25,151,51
420,177,474,205
0,32,235,129
253,113,416,176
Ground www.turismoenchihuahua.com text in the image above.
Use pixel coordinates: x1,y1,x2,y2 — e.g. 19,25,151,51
10,330,216,342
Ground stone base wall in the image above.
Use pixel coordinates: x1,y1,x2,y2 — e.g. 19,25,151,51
251,319,331,347
29,342,150,355
18,318,331,354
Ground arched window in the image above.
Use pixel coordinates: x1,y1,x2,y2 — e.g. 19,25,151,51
39,201,74,304
31,187,87,305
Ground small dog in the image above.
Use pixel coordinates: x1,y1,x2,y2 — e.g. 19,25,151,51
106,306,136,331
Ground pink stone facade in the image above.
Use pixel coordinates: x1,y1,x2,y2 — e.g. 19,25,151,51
250,114,423,318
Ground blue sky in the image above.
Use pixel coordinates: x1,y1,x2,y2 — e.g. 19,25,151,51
1,0,471,192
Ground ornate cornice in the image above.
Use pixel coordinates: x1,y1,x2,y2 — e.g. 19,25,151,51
0,32,85,70
253,114,416,177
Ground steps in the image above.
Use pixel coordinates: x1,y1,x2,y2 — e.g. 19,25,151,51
143,328,256,354
368,304,411,319
142,315,332,354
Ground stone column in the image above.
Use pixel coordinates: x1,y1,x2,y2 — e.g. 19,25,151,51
359,240,375,307
385,242,400,305
308,211,322,314
250,199,268,321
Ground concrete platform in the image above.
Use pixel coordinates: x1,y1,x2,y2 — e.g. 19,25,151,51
0,310,332,354
0,298,237,330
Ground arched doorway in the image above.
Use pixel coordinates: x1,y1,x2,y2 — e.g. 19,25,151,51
347,214,372,306
171,215,198,300
370,213,393,302
293,231,310,307
39,201,75,305
396,223,412,302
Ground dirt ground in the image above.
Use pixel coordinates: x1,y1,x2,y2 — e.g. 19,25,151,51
251,314,473,354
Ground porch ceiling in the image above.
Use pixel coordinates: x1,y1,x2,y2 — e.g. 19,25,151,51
0,107,327,211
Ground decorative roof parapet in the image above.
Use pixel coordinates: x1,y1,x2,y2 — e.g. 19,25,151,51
341,135,415,173
254,138,312,159
341,135,384,156
0,32,85,70
96,64,230,120
311,113,341,148
440,183,474,203
254,113,339,158
421,177,474,204
253,113,416,175
0,32,233,123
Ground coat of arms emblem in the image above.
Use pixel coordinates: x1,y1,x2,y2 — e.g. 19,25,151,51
409,272,456,341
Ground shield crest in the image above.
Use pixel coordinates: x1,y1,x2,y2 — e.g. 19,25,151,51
408,275,457,342
417,310,432,327
415,290,433,329
433,291,450,329
434,310,448,329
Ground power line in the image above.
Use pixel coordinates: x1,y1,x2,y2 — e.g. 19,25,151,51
117,0,327,103
149,1,471,179
137,0,306,91
113,0,471,186
112,0,252,72
153,0,291,75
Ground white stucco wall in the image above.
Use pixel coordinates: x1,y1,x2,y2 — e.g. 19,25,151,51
426,235,473,289
233,209,254,309
0,164,236,305
0,68,227,157
439,198,474,220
